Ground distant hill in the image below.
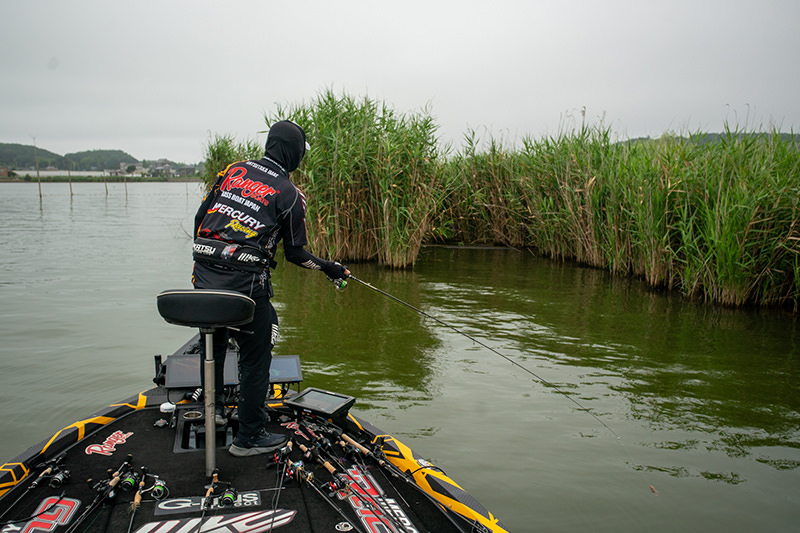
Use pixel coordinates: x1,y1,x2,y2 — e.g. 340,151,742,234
0,143,67,169
62,149,138,172
0,143,188,171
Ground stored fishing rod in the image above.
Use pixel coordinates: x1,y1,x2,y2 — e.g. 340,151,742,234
285,456,366,533
195,468,220,533
0,451,68,522
125,466,149,533
293,420,415,533
266,441,293,533
348,275,621,439
64,454,133,533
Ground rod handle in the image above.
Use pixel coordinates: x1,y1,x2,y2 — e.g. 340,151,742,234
298,443,337,475
340,434,385,466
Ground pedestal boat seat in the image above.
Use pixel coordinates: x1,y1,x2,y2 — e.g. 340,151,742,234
156,289,255,476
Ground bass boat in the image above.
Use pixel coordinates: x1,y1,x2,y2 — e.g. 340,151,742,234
0,289,509,533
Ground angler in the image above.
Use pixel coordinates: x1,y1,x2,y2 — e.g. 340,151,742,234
192,120,349,457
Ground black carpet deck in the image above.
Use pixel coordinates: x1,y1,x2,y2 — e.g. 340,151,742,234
0,392,460,533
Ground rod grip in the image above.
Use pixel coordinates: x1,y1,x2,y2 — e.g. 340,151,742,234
132,484,144,509
299,443,337,475
341,434,370,454
340,434,385,465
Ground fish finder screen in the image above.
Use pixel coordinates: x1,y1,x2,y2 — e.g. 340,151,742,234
286,388,355,418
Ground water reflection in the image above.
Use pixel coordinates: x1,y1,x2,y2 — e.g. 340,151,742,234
271,261,441,407
398,247,800,480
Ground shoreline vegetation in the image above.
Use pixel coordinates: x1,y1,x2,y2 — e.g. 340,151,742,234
0,175,201,183
202,90,799,310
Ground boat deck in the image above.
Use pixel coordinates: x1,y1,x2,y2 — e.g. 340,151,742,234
0,386,468,532
0,337,508,532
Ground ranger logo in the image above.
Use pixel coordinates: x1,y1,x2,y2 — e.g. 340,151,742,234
85,430,133,456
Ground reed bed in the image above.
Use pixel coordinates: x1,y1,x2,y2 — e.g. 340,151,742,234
438,125,800,308
203,91,799,308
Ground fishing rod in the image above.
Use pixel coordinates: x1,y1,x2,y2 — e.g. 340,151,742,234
294,420,415,533
126,467,148,533
0,451,68,522
285,454,366,533
195,469,220,533
347,275,621,439
64,454,133,533
266,441,293,533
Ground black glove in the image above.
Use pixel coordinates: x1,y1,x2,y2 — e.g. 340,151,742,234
323,261,350,289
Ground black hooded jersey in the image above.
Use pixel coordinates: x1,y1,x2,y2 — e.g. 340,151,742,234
192,156,308,296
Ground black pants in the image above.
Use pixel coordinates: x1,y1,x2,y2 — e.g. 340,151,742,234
200,295,278,440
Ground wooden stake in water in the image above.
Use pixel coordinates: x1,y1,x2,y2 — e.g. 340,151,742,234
33,135,42,203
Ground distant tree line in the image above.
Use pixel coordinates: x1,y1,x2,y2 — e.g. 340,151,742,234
627,132,800,147
0,143,187,171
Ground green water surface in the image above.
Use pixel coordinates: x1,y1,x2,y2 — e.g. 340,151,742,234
0,182,798,532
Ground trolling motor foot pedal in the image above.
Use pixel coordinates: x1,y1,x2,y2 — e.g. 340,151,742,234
157,289,255,476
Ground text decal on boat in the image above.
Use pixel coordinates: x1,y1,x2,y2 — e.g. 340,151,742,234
341,467,418,533
84,430,133,456
132,510,296,533
154,491,262,516
4,496,81,533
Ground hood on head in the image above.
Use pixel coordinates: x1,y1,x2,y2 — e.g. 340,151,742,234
264,120,308,172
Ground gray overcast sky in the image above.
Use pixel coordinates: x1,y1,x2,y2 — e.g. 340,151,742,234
2,0,798,164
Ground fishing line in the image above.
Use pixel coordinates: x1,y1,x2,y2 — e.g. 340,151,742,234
348,275,621,439
348,275,662,496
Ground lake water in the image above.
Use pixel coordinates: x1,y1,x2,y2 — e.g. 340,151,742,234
0,182,798,532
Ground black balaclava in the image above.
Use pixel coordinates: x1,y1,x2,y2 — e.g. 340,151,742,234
264,120,307,172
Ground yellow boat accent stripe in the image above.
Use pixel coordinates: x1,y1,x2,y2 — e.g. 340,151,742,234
40,415,117,454
346,413,365,431
380,435,510,533
0,462,30,489
110,391,148,410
